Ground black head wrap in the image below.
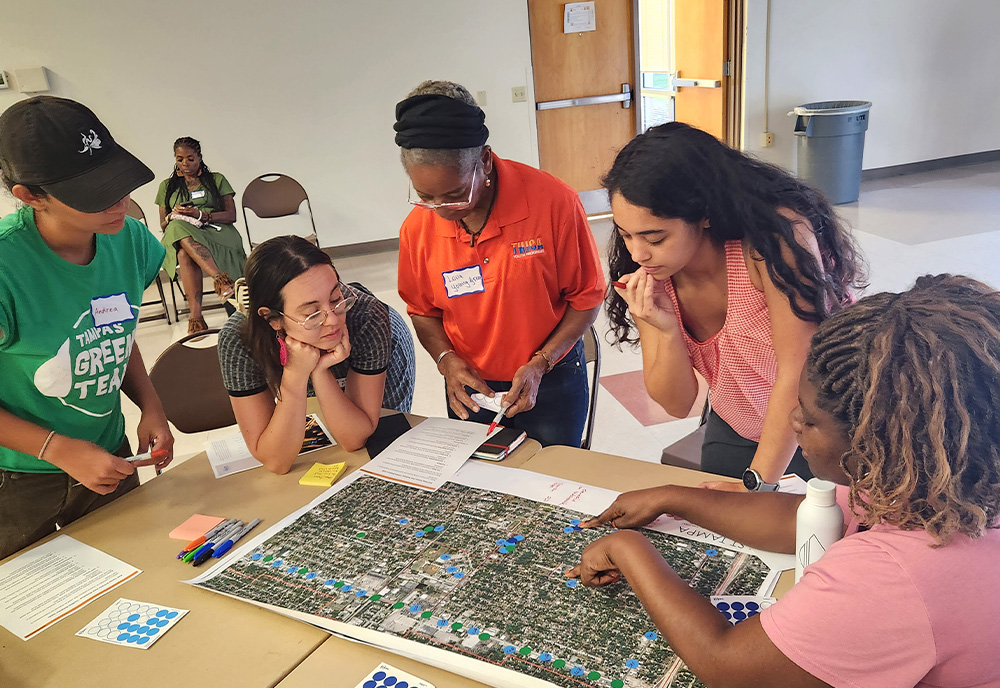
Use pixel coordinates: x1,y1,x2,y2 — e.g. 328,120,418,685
394,94,489,150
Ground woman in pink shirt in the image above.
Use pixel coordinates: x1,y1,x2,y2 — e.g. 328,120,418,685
568,274,1000,687
606,122,863,490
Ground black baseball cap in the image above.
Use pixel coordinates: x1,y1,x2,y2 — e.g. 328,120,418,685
0,96,154,213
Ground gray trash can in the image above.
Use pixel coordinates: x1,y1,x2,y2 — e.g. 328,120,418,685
790,100,872,204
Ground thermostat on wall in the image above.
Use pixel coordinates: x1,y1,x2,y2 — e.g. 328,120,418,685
14,67,50,93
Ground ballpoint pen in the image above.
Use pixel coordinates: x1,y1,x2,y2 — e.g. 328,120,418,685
212,518,262,558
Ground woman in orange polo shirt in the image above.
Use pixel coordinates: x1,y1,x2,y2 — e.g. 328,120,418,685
394,80,606,447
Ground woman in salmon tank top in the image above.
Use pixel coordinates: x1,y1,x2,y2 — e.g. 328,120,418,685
605,122,864,492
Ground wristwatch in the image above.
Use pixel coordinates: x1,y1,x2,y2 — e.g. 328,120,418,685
742,468,778,492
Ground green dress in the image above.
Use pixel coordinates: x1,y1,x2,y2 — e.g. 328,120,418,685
154,172,246,280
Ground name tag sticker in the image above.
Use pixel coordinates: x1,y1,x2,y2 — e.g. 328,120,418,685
91,293,135,327
190,189,206,199
442,265,485,299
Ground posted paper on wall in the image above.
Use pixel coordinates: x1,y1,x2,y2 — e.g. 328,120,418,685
0,535,141,641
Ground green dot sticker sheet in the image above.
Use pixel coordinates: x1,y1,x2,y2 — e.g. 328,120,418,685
75,598,187,649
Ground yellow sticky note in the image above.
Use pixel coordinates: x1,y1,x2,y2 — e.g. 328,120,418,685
299,462,346,487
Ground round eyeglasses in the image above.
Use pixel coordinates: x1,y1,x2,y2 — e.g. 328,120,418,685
280,294,356,330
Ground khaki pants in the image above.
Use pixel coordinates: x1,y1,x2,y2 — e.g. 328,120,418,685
0,441,138,560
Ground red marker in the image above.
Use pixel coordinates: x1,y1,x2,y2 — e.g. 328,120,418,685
612,280,628,289
486,406,506,435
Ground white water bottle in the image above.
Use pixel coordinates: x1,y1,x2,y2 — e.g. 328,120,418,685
795,478,844,582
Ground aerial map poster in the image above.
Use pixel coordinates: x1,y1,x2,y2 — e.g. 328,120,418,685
188,463,790,688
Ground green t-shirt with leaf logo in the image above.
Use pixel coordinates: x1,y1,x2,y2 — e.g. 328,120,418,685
0,206,166,472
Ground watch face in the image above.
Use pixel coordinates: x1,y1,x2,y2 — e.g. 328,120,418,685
742,470,758,491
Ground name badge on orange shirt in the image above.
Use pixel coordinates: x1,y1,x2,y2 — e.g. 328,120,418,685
442,265,485,299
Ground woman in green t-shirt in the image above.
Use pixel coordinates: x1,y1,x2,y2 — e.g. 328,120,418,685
155,137,247,334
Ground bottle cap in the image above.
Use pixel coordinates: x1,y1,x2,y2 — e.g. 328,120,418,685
805,478,838,506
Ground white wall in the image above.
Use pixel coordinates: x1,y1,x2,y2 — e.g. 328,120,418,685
742,0,1000,171
0,1,538,245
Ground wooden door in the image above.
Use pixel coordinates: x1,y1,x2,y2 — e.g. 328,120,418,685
673,0,727,140
529,0,637,193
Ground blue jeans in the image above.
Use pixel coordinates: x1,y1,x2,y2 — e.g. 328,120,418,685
448,339,589,448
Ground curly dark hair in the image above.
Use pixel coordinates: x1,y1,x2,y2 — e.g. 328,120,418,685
604,122,865,346
158,137,227,213
807,274,1000,544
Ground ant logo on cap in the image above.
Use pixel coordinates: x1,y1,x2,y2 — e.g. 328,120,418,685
78,129,102,155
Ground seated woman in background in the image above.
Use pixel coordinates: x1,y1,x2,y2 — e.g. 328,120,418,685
156,136,246,334
570,274,1000,687
218,236,415,473
606,122,863,490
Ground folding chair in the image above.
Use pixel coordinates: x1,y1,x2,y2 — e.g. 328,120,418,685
581,325,602,450
127,199,171,324
241,173,319,249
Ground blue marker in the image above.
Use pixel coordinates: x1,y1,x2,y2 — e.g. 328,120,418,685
213,518,262,558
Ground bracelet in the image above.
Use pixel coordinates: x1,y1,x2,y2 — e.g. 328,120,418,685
204,210,212,223
435,349,456,365
197,210,204,222
37,430,56,461
533,350,554,373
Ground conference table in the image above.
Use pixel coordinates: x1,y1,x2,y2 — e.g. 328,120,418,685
0,416,792,688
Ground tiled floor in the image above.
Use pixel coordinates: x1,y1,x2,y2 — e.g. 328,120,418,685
126,160,1000,482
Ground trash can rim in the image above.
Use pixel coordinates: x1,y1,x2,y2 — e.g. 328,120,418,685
789,101,872,117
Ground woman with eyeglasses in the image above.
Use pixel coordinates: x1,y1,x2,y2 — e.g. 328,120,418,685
217,236,415,473
394,80,605,447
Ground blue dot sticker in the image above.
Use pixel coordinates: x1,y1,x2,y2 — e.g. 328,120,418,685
715,602,731,611
128,624,140,632
117,622,129,630
496,539,507,546
539,652,552,662
305,572,317,580
127,614,140,622
506,538,517,545
409,604,421,613
165,611,178,619
287,566,298,573
746,601,760,611
355,590,367,597
733,611,747,621
732,601,745,611
513,534,524,542
446,566,458,573
503,645,516,655
437,619,448,627
563,527,575,534
566,579,579,588
706,549,718,557
117,633,130,641
156,610,169,618
147,628,159,636
398,518,409,524
342,584,353,592
251,553,263,560
570,519,581,526
625,659,640,669
644,631,658,641
325,579,336,586
468,627,480,635
571,666,585,676
363,681,377,688
373,671,386,680
137,636,149,645
434,525,445,532
440,554,451,560
414,531,424,538
453,572,465,579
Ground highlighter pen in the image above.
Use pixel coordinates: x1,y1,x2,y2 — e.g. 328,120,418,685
187,522,243,564
177,519,236,559
612,280,628,289
213,518,262,559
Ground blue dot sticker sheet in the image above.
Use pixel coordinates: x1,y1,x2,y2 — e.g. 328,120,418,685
710,595,776,625
74,598,187,649
354,662,435,688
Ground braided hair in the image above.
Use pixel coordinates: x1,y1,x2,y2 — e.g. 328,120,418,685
160,136,226,212
807,274,1000,544
605,122,865,346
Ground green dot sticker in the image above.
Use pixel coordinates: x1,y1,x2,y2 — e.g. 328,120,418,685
262,555,273,563
355,532,366,538
334,582,345,589
297,567,308,574
370,594,382,601
421,611,433,619
392,602,404,609
451,622,463,630
611,681,624,688
587,672,601,681
518,646,531,656
553,659,566,669
479,632,490,641
424,526,435,533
